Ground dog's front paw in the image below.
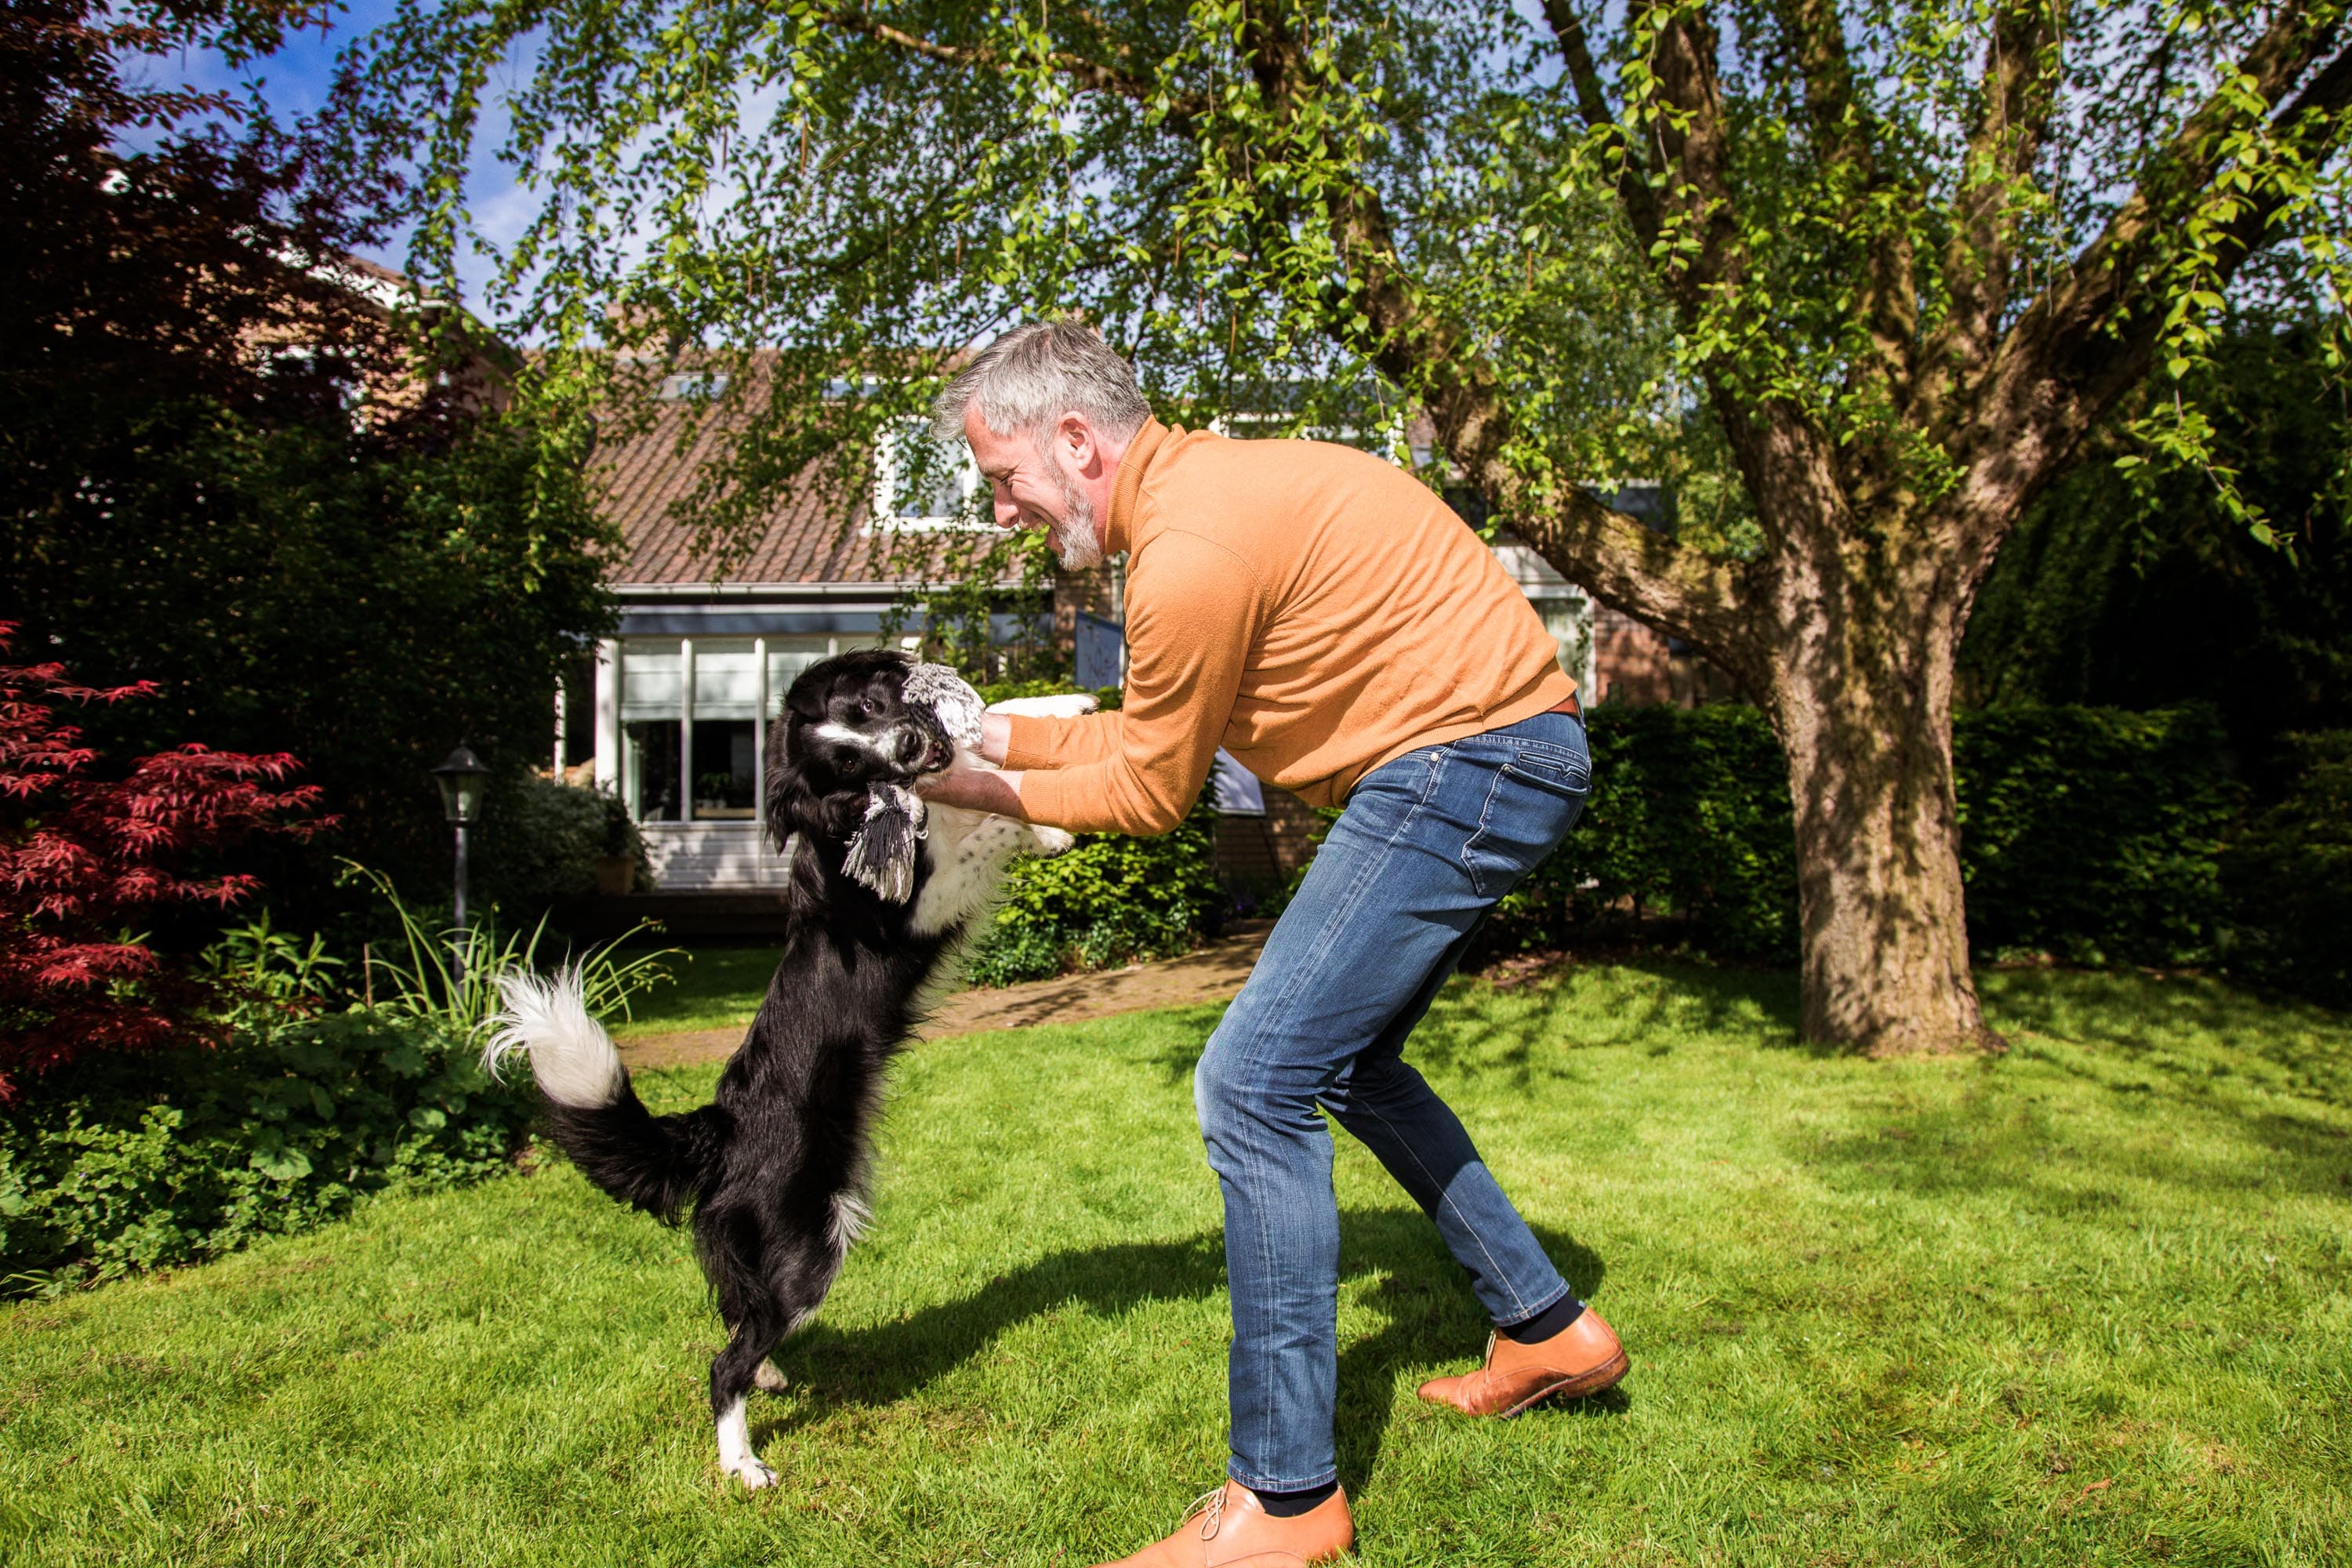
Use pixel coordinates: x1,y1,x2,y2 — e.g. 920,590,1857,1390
987,692,1102,719
724,1455,780,1491
1027,826,1076,856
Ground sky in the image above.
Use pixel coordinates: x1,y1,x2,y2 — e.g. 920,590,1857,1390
118,2,522,310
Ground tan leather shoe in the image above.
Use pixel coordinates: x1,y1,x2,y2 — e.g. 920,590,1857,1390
1091,1479,1353,1567
1417,1306,1628,1417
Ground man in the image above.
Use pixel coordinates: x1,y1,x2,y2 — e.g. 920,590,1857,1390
919,321,1627,1567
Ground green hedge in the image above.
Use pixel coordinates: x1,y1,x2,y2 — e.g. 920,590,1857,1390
2222,732,2352,1007
963,782,1224,986
1483,704,2248,971
1955,706,2235,965
0,1011,532,1293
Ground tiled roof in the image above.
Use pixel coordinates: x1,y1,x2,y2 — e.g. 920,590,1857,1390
593,370,905,588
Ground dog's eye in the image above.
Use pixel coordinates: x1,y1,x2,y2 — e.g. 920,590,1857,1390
860,697,878,717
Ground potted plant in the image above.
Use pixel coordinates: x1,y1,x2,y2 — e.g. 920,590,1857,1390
593,790,644,896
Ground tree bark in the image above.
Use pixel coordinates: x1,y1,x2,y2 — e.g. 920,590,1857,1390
1749,507,1997,1054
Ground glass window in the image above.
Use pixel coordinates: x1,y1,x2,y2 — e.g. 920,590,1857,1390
695,641,761,719
623,718,682,822
873,420,980,528
1531,597,1591,685
766,637,832,707
691,719,757,819
621,643,683,822
621,645,680,723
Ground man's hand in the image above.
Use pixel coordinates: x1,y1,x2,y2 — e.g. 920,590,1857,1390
916,753,1028,818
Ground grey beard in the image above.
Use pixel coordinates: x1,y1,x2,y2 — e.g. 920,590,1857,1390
1050,475,1103,569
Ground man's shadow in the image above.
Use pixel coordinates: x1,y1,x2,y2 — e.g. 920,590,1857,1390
769,1212,1619,1491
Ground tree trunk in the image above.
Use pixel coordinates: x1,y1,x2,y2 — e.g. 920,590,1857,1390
1758,525,2002,1056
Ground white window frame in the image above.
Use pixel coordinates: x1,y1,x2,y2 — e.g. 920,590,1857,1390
608,633,891,828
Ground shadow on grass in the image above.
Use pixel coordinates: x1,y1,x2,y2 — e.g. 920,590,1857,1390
1131,956,1808,1091
771,1212,1613,1492
1796,971,2352,1204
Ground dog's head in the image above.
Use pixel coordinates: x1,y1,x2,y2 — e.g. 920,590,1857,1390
764,649,977,902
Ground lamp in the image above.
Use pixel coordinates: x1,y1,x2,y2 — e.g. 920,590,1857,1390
431,746,490,973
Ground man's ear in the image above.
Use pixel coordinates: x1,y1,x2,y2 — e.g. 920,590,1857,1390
1058,411,1100,478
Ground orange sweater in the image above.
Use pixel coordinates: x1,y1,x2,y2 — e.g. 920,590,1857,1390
1006,419,1577,834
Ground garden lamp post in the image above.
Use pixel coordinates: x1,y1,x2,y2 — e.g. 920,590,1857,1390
431,746,489,978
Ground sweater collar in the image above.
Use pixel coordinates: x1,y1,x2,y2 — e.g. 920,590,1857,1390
1105,416,1168,557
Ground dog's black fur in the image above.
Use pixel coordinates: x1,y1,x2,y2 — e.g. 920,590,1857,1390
492,648,1064,1488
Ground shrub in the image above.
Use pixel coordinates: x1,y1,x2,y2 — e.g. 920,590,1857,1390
1955,706,2235,965
2223,732,2352,1007
963,784,1224,986
474,773,645,914
0,1010,532,1293
1476,702,2239,970
0,626,327,1096
1480,705,1798,961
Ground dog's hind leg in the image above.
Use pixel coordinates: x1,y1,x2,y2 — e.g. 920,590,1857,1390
711,1320,785,1490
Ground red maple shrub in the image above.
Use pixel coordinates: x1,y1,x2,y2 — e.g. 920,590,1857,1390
0,624,328,1098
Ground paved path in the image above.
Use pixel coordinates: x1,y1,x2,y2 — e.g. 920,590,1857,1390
615,921,1272,1069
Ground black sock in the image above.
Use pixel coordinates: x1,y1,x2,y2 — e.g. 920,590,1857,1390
1498,1294,1584,1345
1252,1479,1338,1517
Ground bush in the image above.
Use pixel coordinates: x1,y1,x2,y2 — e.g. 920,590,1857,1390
1481,705,1798,961
0,1010,532,1293
2223,732,2352,1007
963,783,1224,986
0,626,328,1095
1955,706,2235,965
474,774,645,913
1478,702,2240,970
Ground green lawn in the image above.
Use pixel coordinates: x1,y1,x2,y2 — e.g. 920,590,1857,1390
607,946,779,1040
5,963,2348,1566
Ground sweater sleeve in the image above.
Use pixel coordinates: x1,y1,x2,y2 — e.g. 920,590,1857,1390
1013,531,1262,834
1003,710,1126,770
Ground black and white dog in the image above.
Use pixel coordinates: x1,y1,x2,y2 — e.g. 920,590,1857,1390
488,649,1087,1489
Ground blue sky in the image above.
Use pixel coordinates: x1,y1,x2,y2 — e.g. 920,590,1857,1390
119,2,516,307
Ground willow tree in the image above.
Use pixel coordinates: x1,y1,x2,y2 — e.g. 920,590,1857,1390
369,0,2352,1053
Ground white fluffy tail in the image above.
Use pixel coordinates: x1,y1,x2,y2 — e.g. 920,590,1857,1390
486,966,625,1109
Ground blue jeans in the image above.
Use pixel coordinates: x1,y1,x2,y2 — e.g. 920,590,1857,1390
1195,709,1593,1492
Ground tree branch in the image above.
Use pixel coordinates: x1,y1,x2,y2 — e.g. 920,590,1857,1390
1949,16,2352,549
821,0,1752,655
1768,0,1920,392
1908,0,2069,427
1539,0,1664,256
808,2,1206,125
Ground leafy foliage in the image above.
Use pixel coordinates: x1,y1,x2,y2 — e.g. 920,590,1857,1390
1481,706,1799,962
0,1010,531,1294
963,784,1223,986
1961,325,2352,775
2223,731,2352,1007
1,0,614,928
0,630,328,1098
14,404,615,930
1479,705,2246,971
342,864,677,1044
1955,707,2238,967
473,775,648,914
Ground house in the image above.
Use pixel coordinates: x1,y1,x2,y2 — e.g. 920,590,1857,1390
564,383,1708,895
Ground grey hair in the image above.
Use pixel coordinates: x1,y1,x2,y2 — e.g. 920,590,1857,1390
931,320,1151,448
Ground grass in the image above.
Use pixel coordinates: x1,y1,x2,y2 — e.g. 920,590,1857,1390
607,946,779,1040
4,961,2348,1566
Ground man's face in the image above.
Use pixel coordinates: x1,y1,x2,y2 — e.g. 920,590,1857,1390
963,408,1103,569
